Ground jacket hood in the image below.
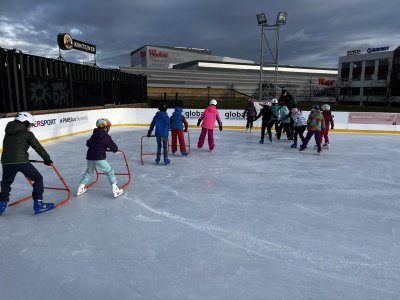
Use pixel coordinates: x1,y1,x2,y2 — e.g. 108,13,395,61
206,105,217,113
92,127,108,138
173,107,183,115
5,121,27,135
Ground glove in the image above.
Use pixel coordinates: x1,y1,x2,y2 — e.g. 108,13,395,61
197,119,201,127
147,131,152,137
242,113,245,118
184,128,188,132
44,159,53,166
331,126,334,130
219,124,223,131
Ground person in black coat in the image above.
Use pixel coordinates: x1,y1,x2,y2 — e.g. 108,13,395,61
278,89,297,139
253,101,277,144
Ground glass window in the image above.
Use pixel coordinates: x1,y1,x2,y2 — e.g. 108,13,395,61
352,61,362,81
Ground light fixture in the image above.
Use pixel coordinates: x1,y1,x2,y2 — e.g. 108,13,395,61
276,12,287,25
256,13,267,26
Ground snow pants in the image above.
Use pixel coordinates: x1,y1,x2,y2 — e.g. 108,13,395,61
0,163,44,202
319,127,330,144
197,128,215,151
171,129,187,154
79,160,117,186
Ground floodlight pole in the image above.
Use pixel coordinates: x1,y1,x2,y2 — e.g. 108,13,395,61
274,25,280,97
259,25,264,102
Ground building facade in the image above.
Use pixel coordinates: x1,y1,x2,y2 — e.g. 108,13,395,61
338,46,400,103
130,45,253,69
125,45,338,101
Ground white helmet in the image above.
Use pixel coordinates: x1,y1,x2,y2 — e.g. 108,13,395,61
321,104,331,111
15,112,35,127
271,98,278,105
210,99,217,106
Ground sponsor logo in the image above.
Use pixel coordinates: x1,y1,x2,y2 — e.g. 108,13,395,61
347,49,362,56
184,110,202,119
59,116,88,124
367,46,389,53
319,78,335,86
224,111,245,120
33,119,57,127
149,49,168,59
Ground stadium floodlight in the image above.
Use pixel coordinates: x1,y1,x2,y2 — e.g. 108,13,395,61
256,12,288,98
256,13,267,26
276,12,287,25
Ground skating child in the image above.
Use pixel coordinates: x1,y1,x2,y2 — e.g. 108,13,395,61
299,105,325,154
290,108,307,148
242,98,257,132
0,112,54,215
147,102,171,164
253,101,277,144
270,98,280,135
276,102,291,140
170,107,188,156
197,99,223,151
77,118,124,198
319,104,334,149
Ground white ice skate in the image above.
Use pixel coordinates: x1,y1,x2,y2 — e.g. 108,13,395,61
76,184,87,196
322,143,330,149
112,183,124,198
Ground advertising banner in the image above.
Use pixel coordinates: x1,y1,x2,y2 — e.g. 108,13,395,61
348,112,398,125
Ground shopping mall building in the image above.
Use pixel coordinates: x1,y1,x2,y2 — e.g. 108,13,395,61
122,44,400,103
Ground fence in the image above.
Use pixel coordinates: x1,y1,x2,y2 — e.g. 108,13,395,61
0,48,147,114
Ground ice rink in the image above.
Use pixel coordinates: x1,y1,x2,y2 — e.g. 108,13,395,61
1,127,400,300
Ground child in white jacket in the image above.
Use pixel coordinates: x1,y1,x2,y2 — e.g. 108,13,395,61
290,108,307,148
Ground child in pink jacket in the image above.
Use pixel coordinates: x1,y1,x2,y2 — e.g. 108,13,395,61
197,99,223,151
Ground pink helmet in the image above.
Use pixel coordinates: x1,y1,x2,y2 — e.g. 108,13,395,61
291,107,299,114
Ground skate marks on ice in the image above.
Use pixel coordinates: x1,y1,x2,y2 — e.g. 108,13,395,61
122,193,400,295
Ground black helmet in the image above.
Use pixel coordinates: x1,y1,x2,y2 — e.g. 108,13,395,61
158,102,168,112
312,104,320,110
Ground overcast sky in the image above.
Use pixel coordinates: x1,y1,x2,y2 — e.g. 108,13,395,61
0,0,399,69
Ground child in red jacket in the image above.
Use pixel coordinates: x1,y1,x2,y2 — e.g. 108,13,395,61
319,104,334,149
170,107,189,156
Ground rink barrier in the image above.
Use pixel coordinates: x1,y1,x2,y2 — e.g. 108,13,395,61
85,150,131,191
140,135,170,165
9,161,71,209
1,108,400,154
168,130,191,155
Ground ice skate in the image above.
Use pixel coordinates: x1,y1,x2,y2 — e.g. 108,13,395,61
317,150,322,154
112,183,124,198
322,143,330,149
164,153,170,165
76,184,87,196
249,128,252,133
33,199,55,215
155,153,161,164
181,152,188,157
269,137,272,143
259,139,264,144
245,128,249,132
299,145,306,152
291,141,297,148
0,201,8,216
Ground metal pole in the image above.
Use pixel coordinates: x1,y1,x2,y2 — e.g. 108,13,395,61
274,25,280,97
259,26,264,101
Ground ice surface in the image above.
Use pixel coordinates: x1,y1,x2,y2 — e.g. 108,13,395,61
1,127,400,300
